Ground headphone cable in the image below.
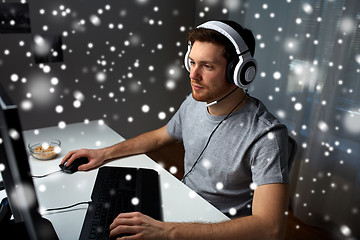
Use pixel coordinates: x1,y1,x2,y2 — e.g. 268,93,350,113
206,87,238,107
182,91,249,184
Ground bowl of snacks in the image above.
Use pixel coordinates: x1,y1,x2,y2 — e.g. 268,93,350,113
28,139,61,160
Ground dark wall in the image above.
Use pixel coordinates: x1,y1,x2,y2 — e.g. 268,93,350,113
0,0,212,138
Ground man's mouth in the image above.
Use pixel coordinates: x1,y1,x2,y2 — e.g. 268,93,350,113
192,84,204,91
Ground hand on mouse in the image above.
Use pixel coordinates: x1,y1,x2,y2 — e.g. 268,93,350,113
61,148,106,171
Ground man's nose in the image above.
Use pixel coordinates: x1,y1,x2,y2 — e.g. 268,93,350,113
189,65,200,80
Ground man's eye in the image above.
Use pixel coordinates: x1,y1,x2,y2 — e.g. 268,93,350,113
204,65,213,69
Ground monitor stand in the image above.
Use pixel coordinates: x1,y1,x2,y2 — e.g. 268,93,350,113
0,197,59,240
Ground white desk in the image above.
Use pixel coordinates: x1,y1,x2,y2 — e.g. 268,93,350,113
1,120,228,239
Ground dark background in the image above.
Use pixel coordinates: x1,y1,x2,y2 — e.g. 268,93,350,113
1,1,360,239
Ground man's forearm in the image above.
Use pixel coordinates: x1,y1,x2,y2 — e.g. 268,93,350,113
165,184,289,240
165,214,286,240
100,125,174,161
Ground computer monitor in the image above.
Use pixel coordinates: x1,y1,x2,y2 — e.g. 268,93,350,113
0,83,58,239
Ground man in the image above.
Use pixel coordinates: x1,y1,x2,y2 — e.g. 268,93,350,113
62,20,290,239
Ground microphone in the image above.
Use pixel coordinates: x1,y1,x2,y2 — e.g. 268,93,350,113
206,88,238,107
206,101,219,107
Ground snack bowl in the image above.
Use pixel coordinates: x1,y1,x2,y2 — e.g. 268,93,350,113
28,139,61,160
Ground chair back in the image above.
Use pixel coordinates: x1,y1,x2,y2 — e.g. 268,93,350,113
288,136,297,171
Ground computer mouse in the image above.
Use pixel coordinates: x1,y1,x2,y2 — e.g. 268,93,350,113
59,157,89,174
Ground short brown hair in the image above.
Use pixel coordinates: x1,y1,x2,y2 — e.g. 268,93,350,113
186,20,255,63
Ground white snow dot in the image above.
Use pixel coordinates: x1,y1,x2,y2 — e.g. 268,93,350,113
273,71,281,80
302,3,313,14
294,103,302,111
10,184,36,210
43,65,51,73
125,174,132,181
41,142,49,150
355,54,360,65
158,112,166,120
10,74,19,82
188,190,197,199
318,121,329,132
73,100,81,108
54,146,61,154
216,182,224,190
50,77,59,85
38,184,47,192
21,100,33,111
229,208,237,216
131,197,140,206
98,119,104,125
201,159,212,169
340,225,351,237
169,166,177,174
95,141,102,147
141,105,150,113
58,121,66,129
96,72,106,83
340,17,354,34
74,91,84,101
343,110,360,134
166,80,176,90
267,132,275,140
9,129,20,140
276,110,286,119
0,163,5,172
90,15,101,26
250,182,258,190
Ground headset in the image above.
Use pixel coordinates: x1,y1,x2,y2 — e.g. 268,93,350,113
184,20,257,89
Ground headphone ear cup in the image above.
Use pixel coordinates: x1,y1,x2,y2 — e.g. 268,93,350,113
226,58,238,84
234,59,257,88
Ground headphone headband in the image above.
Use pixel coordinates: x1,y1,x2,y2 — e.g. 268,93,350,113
197,21,249,55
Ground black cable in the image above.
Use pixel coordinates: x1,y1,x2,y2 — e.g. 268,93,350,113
219,87,238,103
182,92,249,183
32,170,62,179
1,171,63,191
45,201,91,212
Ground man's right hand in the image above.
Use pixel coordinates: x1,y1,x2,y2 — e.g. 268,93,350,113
61,148,106,171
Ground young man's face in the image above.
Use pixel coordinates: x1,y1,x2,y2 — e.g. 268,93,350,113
188,41,234,103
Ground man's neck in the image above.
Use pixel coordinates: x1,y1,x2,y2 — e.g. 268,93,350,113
207,88,248,116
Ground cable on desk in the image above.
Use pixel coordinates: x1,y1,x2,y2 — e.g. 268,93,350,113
32,170,62,178
45,201,92,212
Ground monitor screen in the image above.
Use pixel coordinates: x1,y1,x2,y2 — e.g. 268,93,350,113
0,83,58,239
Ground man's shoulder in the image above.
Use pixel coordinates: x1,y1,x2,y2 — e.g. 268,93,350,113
247,97,282,125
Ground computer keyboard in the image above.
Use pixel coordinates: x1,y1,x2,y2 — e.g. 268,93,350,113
79,166,162,240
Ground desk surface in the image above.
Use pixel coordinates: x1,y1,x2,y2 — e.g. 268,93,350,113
1,120,228,239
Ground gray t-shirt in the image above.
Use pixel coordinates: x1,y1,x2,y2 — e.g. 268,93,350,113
166,94,289,217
